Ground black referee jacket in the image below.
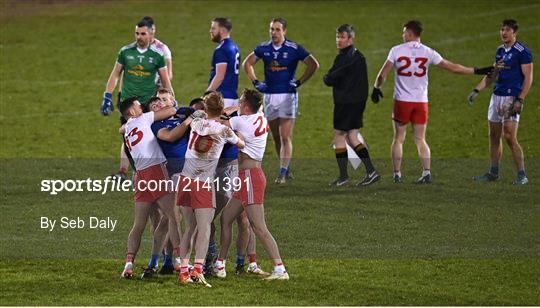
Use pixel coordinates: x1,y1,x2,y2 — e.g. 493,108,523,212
323,45,368,105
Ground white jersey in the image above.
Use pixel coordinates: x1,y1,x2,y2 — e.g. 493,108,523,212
229,112,268,161
387,41,443,103
152,38,172,85
181,118,239,181
124,112,166,171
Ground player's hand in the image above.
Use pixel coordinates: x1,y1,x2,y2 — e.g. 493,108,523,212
101,92,114,116
252,80,267,93
288,79,301,92
371,87,383,103
467,89,480,106
513,97,524,114
474,66,494,75
190,110,207,119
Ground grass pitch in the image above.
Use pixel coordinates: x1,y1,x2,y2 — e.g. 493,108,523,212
1,0,539,305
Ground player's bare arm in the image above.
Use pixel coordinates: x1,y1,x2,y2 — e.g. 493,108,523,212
158,68,174,97
105,62,124,93
518,63,533,100
437,59,494,75
298,55,320,84
153,106,176,122
166,58,173,80
156,118,191,142
206,63,227,92
243,52,259,82
371,60,393,103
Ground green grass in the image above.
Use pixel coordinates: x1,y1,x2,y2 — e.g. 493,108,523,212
1,0,539,305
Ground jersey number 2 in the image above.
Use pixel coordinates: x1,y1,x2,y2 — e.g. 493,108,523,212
396,56,428,77
253,116,268,137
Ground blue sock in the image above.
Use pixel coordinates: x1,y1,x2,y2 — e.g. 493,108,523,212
236,254,245,267
490,165,499,175
279,167,288,177
517,170,526,178
208,243,217,255
163,254,173,268
148,254,160,268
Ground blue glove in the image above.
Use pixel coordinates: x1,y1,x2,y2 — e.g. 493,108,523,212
288,79,301,92
101,92,114,116
252,80,267,93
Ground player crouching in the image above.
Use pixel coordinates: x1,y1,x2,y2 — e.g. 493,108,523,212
216,89,289,280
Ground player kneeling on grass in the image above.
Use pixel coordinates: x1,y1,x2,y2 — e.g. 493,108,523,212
176,92,245,287
118,97,183,279
215,89,289,280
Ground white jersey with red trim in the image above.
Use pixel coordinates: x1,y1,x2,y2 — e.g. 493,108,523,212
181,118,239,181
387,41,443,103
124,111,166,171
229,112,268,161
152,38,172,85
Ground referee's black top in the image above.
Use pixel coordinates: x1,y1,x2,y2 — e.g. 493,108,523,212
323,45,368,105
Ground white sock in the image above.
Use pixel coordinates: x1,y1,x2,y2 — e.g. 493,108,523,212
248,262,257,268
274,264,286,273
422,169,431,177
215,259,225,268
394,171,402,178
124,262,133,269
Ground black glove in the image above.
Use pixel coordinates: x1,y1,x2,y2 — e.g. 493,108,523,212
474,66,494,75
371,88,383,103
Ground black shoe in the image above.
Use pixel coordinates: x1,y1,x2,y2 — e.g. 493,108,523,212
158,265,174,275
393,174,402,183
473,172,499,182
140,266,158,279
357,171,381,187
415,174,432,184
203,252,217,277
329,177,349,187
235,264,246,275
286,169,294,180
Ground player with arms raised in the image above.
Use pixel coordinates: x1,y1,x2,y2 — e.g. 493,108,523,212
372,20,493,183
214,89,290,280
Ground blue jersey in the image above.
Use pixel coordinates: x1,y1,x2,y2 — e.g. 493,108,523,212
220,111,239,161
254,38,310,93
494,41,533,97
151,110,191,174
210,38,240,99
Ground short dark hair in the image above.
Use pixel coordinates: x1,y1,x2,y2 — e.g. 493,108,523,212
271,17,287,29
337,24,355,38
241,88,263,112
212,17,232,32
144,96,161,112
189,97,204,107
119,97,139,118
137,16,154,31
501,19,519,32
403,20,423,37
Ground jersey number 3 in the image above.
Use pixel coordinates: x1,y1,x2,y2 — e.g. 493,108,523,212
396,56,428,77
125,127,144,151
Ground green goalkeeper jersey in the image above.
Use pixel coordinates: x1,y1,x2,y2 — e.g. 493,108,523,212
117,42,166,105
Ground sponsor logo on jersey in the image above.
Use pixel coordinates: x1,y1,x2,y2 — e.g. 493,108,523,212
267,60,287,72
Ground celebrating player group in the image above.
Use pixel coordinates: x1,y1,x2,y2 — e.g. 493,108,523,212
100,15,533,286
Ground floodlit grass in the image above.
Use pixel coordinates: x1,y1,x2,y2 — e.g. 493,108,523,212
1,0,539,305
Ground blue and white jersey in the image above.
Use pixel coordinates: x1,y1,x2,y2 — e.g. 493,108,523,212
254,38,310,93
151,108,192,174
210,38,240,99
494,41,533,97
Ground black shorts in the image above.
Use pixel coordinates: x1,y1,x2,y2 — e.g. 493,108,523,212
333,103,365,130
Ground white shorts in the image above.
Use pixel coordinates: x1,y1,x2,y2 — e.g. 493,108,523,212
224,98,239,108
263,93,298,120
215,159,239,199
488,94,520,123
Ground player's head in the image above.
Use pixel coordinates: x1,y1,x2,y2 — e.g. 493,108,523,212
240,88,263,114
119,97,143,119
500,19,518,44
135,18,154,48
336,24,355,50
145,96,164,112
156,87,175,107
270,18,287,44
402,20,423,42
203,91,224,117
210,17,232,43
189,97,205,111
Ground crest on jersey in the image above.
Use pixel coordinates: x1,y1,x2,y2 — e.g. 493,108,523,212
283,52,288,59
